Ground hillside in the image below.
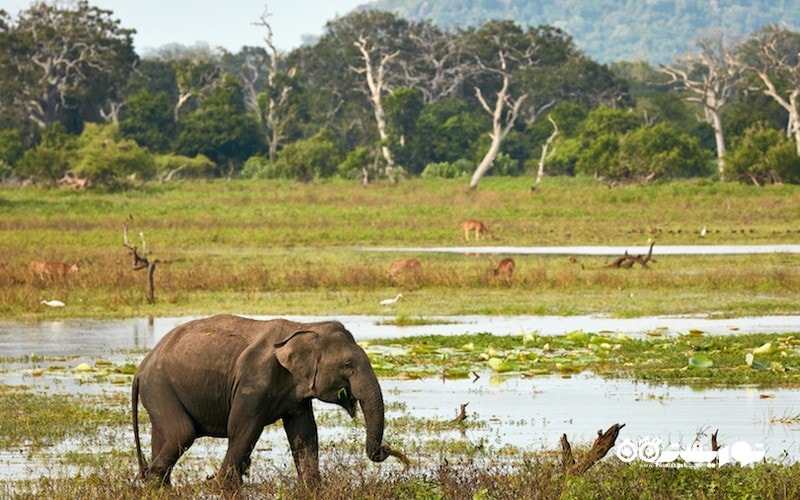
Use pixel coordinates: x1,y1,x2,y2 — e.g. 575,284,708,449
357,0,800,64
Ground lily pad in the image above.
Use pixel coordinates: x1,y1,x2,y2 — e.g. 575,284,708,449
487,357,514,373
753,342,775,355
688,354,713,368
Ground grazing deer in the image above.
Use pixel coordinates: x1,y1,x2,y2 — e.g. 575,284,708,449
387,258,422,279
460,220,494,241
29,261,81,281
493,258,515,279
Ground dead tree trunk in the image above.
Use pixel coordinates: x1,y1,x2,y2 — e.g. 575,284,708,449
352,36,399,181
561,423,625,476
123,220,157,304
469,50,527,189
531,115,559,192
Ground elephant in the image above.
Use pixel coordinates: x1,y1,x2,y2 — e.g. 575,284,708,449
131,314,407,490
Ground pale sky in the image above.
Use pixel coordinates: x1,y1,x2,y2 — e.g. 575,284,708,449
1,1,373,53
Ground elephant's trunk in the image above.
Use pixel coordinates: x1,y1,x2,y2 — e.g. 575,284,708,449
354,367,390,462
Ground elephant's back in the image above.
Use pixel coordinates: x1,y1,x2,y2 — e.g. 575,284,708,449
153,315,267,356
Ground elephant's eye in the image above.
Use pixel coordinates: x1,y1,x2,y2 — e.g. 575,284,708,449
344,360,353,369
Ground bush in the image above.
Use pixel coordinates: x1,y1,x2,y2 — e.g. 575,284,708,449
71,124,156,189
155,153,217,181
0,129,25,167
421,159,471,178
726,125,800,185
15,124,76,183
337,147,373,179
577,123,712,182
273,131,341,181
240,155,279,179
615,123,712,181
489,152,522,176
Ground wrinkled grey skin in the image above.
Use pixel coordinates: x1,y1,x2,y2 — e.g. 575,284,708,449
132,314,393,490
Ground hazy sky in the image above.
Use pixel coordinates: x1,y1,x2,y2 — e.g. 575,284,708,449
1,1,372,53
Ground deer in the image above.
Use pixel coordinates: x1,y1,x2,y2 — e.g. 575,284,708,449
29,261,81,281
493,258,515,279
460,220,494,241
387,257,422,279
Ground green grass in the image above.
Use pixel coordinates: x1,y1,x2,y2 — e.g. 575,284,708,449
1,177,799,320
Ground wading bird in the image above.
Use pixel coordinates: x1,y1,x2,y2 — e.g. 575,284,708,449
380,293,403,305
41,299,65,307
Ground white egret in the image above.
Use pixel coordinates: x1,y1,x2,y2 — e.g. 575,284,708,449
41,299,65,307
380,293,403,305
700,226,707,237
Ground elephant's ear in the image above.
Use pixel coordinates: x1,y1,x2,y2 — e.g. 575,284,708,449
275,330,319,393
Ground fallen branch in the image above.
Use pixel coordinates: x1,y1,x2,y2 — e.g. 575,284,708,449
561,423,625,476
607,242,655,269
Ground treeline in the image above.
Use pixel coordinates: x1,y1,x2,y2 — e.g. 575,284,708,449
0,1,799,190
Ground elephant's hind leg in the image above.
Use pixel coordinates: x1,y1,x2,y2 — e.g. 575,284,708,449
146,409,197,486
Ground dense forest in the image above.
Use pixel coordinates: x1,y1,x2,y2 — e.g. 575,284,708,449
364,0,800,64
1,1,800,190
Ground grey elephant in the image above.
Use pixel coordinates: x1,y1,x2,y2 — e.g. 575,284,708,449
131,314,407,490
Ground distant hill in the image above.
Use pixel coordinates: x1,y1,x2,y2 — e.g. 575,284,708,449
356,0,800,64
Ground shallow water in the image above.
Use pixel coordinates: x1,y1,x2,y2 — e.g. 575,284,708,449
2,314,799,360
363,244,800,256
1,315,799,480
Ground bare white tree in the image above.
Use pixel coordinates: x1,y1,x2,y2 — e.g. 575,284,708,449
530,115,559,192
351,35,400,177
469,50,528,189
172,59,220,122
662,35,741,180
737,25,800,156
247,7,297,162
402,22,472,103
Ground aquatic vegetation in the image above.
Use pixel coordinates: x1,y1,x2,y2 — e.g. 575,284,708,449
363,331,800,388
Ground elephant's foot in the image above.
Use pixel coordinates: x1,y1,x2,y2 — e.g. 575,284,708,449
211,466,244,497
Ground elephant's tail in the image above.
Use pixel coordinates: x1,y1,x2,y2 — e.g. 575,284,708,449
131,375,148,478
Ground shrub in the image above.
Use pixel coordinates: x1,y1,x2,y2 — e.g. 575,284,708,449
726,125,800,185
421,159,471,178
240,155,280,179
273,131,341,181
155,153,217,181
72,125,156,189
15,124,76,183
489,152,522,176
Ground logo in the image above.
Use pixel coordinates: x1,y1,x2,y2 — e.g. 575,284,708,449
615,437,766,467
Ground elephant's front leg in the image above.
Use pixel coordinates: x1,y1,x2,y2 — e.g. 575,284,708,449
283,401,320,485
218,417,266,491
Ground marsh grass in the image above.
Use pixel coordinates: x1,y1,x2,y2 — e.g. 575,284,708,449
1,177,799,319
4,446,800,499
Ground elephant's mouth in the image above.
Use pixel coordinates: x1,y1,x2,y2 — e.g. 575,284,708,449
336,386,357,418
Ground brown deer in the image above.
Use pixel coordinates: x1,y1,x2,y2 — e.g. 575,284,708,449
387,257,422,279
460,220,494,241
29,261,81,281
493,258,515,279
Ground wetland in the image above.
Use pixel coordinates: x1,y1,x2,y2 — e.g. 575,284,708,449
2,178,800,497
